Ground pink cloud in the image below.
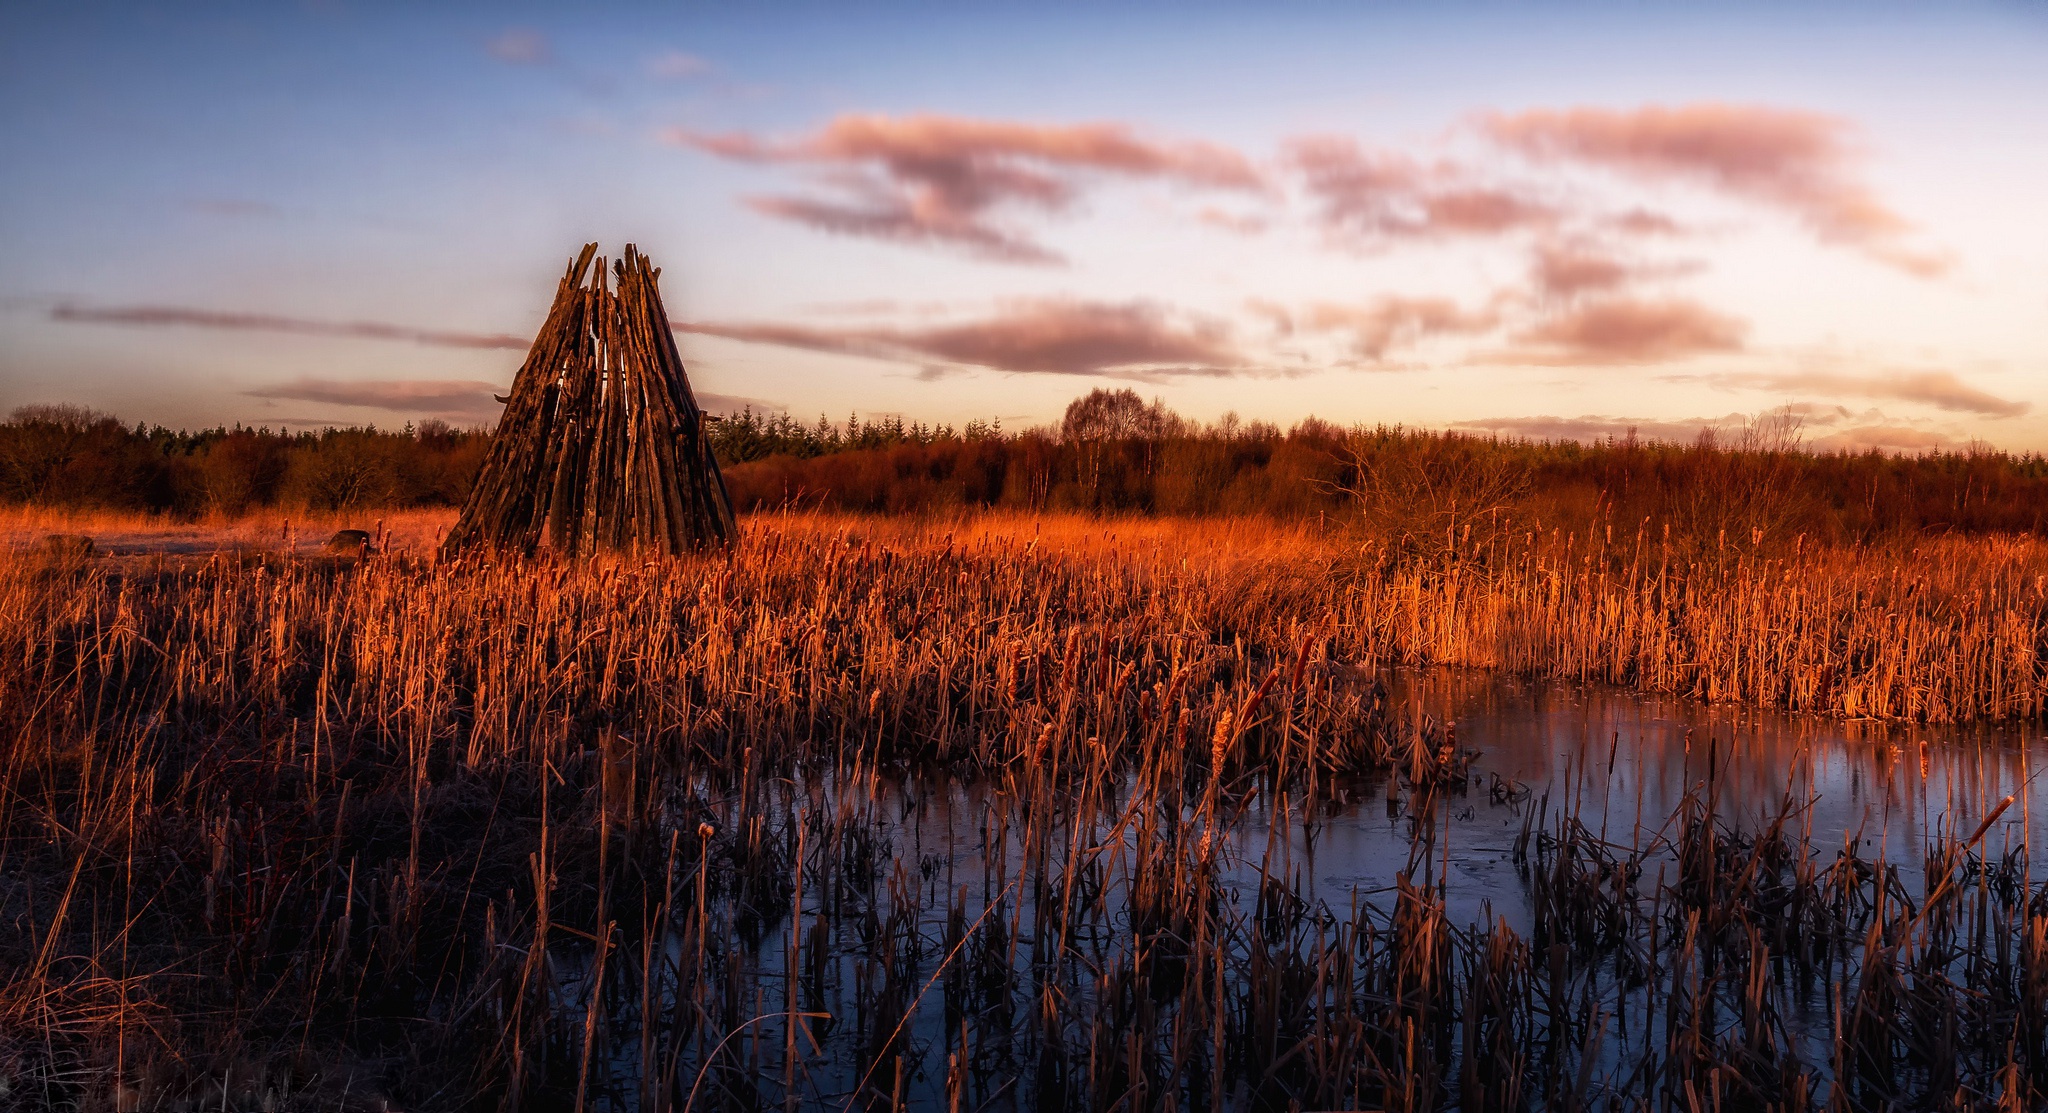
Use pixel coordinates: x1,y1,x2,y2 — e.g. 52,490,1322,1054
1458,410,1961,454
486,28,551,66
741,194,1062,264
1243,298,1296,336
1606,208,1687,237
1480,104,1948,276
1287,136,1559,245
1529,241,1636,298
1685,369,2027,418
1524,240,1704,300
670,114,1264,263
1453,413,1749,444
245,378,508,418
1195,206,1269,235
1808,424,1958,452
680,300,1252,378
1302,296,1502,361
1503,297,1746,364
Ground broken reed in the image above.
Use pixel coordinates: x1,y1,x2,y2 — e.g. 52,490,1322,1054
0,513,2044,1110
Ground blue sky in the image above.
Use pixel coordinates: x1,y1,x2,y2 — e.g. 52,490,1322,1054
3,2,2046,450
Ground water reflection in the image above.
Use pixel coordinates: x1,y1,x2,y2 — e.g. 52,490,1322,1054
1279,668,2047,932
553,672,2047,1109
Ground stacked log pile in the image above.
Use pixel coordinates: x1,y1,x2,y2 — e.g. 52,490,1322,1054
442,243,736,557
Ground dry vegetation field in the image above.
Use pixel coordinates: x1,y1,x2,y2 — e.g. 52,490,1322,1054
2,508,2044,1110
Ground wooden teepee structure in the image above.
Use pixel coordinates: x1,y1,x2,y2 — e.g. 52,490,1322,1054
442,243,736,557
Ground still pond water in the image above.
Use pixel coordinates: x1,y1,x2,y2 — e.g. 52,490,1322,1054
1306,668,2048,930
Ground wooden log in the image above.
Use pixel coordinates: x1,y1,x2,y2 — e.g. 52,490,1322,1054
442,242,736,559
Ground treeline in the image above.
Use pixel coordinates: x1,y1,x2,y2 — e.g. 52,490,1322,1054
711,407,1004,463
724,391,2048,548
0,405,489,515
0,404,982,516
7,393,2048,546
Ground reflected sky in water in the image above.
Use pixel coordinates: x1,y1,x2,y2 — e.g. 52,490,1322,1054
1262,669,2046,932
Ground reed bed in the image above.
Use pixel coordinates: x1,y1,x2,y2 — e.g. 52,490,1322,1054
0,512,2043,1110
1340,524,2048,723
9,506,2048,723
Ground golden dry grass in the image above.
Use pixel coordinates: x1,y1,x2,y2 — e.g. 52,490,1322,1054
8,506,2048,722
0,504,457,556
0,510,2039,1109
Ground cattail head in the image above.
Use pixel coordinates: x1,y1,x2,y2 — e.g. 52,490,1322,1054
1210,709,1235,773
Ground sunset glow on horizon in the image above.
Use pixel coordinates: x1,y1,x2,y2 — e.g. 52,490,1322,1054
4,2,2045,451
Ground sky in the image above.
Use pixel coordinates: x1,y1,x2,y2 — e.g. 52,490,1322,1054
3,2,2046,451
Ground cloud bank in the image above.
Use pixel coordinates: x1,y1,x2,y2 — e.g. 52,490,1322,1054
1688,369,2027,418
682,299,1253,379
1503,297,1746,364
1296,297,1503,361
670,113,1264,263
1479,104,1948,275
52,304,529,350
1286,137,1561,246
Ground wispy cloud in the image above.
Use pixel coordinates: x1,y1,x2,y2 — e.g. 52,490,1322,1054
1453,412,1748,443
1298,296,1503,361
1682,369,2027,417
1286,137,1559,246
486,27,551,66
738,195,1063,264
1808,424,1957,452
245,378,507,418
53,302,768,411
1500,297,1746,364
1529,241,1638,298
668,113,1265,264
1194,206,1269,235
669,102,1950,288
680,299,1255,379
1479,104,1949,276
647,49,710,80
1457,407,1962,453
51,304,529,350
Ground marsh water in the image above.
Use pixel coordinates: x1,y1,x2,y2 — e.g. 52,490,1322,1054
1300,668,2048,929
570,670,2048,1109
854,668,2048,940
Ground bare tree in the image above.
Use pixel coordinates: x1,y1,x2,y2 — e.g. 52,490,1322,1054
1328,428,1529,565
1060,388,1175,443
1675,405,1814,551
1061,388,1179,506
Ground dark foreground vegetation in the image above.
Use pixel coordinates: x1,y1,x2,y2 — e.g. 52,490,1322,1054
1,518,2044,1111
8,392,2048,547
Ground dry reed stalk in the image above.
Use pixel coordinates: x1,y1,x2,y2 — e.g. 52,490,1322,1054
0,512,2043,1111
